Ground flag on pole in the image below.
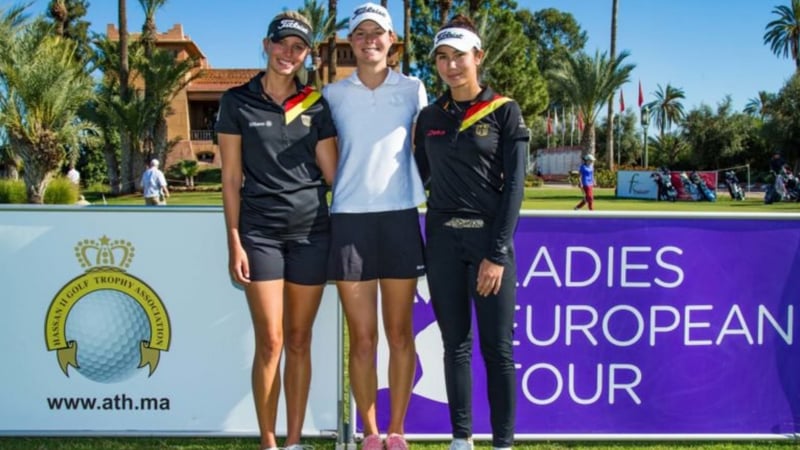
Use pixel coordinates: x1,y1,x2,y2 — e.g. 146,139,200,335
554,109,559,135
569,105,576,146
570,106,576,134
638,80,644,108
546,111,552,135
619,90,625,112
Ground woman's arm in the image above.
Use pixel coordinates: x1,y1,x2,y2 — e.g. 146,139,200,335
315,137,338,186
219,132,249,285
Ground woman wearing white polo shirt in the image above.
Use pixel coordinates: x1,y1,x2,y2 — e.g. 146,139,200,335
322,3,427,450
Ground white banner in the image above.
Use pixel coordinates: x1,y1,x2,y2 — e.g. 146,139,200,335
616,170,658,199
0,206,340,436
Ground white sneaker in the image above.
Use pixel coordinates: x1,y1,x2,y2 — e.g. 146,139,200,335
449,438,474,450
284,445,314,450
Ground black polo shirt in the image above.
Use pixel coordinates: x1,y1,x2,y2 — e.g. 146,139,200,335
216,72,336,238
414,86,530,264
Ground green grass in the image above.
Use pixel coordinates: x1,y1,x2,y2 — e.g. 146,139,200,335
4,185,798,449
80,185,800,213
521,186,800,212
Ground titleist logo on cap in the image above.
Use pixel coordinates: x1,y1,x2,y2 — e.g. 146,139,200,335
435,30,465,42
352,5,387,18
277,19,310,35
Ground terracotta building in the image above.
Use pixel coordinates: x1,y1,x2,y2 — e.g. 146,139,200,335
107,24,403,169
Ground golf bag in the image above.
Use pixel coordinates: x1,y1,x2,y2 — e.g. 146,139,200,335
680,172,701,201
723,170,745,201
651,167,677,202
764,167,795,204
783,167,800,201
689,171,716,202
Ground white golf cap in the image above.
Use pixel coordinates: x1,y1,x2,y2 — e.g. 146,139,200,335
151,159,160,166
349,2,393,34
431,27,482,56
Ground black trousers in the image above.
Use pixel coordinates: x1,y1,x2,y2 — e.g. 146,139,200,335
425,214,517,448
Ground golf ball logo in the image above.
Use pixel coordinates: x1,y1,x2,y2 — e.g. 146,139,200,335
44,236,171,383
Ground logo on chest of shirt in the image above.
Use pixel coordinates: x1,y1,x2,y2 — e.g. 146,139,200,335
475,123,490,137
301,114,311,127
426,129,446,137
248,121,273,128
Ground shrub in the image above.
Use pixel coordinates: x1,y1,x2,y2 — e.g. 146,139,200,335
568,170,579,186
84,182,111,194
197,167,221,184
525,174,544,187
44,177,80,204
0,179,26,203
595,169,617,189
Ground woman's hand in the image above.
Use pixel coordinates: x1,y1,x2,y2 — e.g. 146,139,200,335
476,258,504,297
228,244,250,285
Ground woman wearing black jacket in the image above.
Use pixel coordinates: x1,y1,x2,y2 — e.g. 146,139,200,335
414,14,530,450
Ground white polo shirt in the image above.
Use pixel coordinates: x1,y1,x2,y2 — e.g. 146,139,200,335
323,69,427,213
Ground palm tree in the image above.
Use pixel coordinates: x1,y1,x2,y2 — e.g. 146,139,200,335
118,0,129,98
95,31,197,192
0,17,96,203
45,0,92,63
118,0,133,193
49,0,68,36
764,0,800,71
299,0,347,87
138,0,167,59
549,50,635,157
177,159,199,188
402,0,411,74
0,4,29,181
438,0,452,26
87,36,126,191
139,49,200,166
327,0,338,83
645,83,685,139
137,0,169,180
649,132,688,167
605,0,619,169
744,90,776,120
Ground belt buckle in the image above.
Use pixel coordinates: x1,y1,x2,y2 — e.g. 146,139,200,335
443,218,484,229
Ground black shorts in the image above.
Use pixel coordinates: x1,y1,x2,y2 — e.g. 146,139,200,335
239,231,330,285
328,208,425,281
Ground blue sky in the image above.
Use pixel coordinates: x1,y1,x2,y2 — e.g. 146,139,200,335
26,0,795,112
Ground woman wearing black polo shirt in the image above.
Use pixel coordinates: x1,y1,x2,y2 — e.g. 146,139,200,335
215,11,337,450
414,15,529,450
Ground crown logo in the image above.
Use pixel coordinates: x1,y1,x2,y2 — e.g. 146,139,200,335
74,235,135,270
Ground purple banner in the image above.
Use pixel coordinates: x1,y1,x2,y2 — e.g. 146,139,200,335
371,214,800,436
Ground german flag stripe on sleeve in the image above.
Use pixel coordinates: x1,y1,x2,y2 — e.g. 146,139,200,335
285,86,322,125
459,95,512,132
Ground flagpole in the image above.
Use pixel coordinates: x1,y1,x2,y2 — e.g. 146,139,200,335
617,90,625,168
638,81,648,168
616,116,620,167
546,110,551,148
570,106,575,146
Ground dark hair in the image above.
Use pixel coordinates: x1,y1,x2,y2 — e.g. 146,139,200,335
441,14,479,36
